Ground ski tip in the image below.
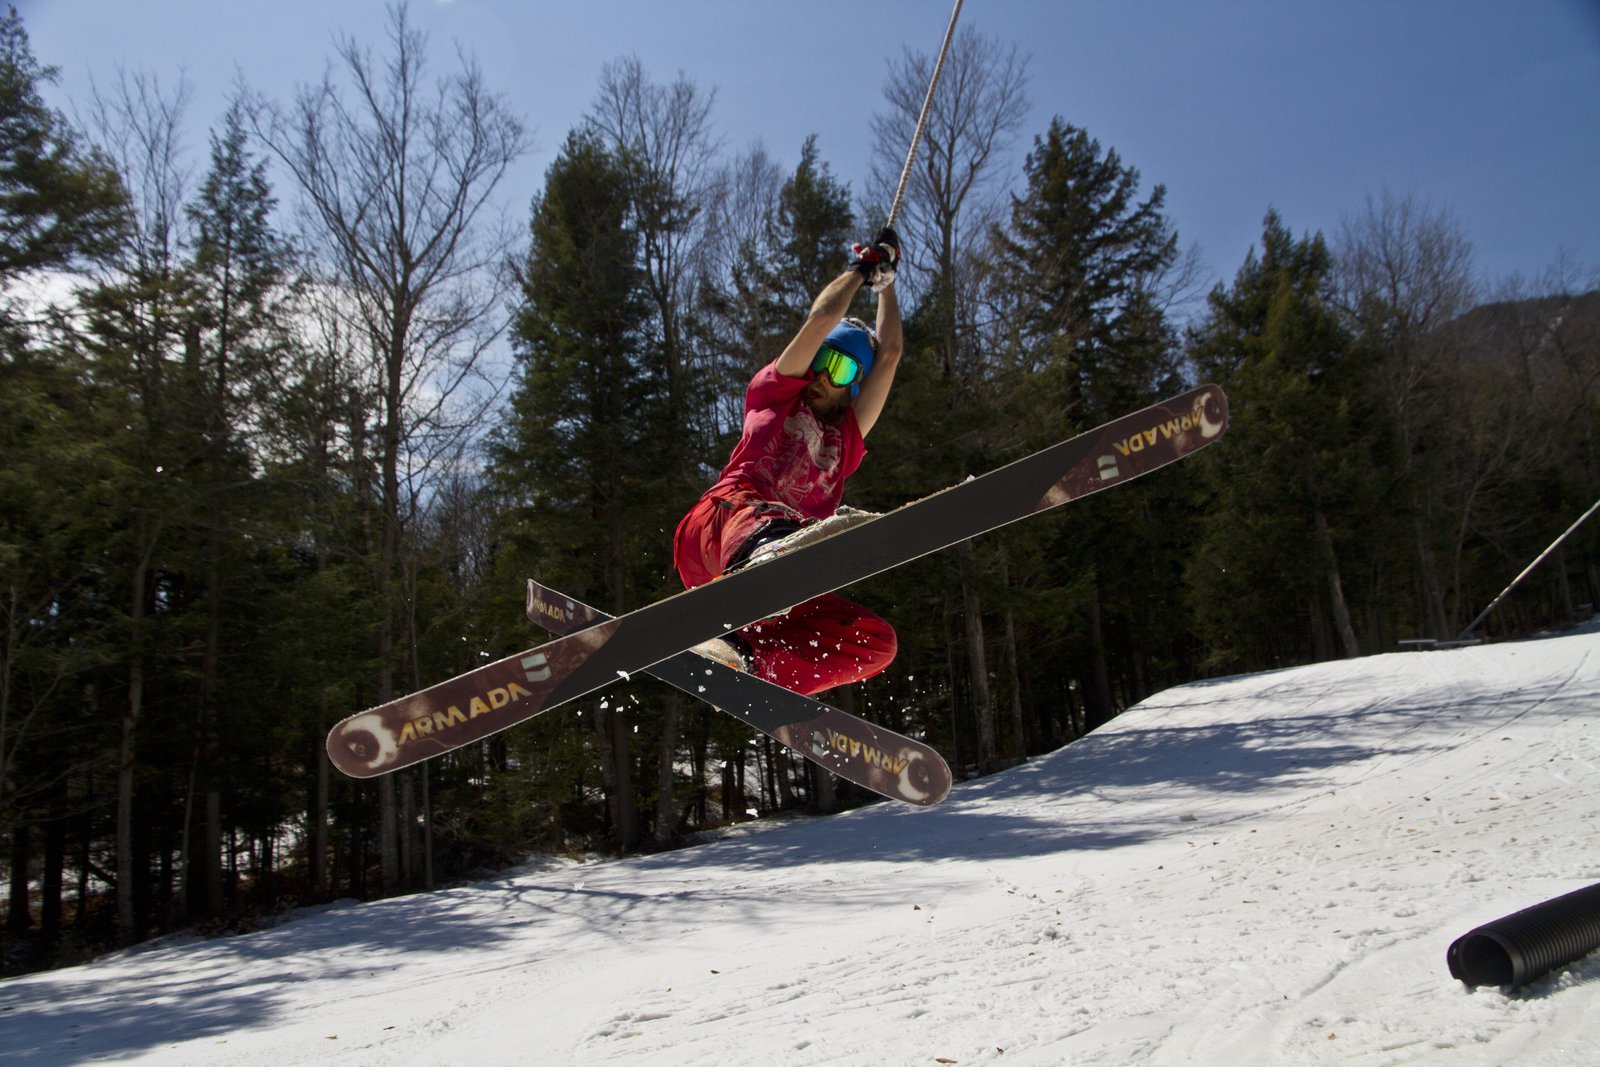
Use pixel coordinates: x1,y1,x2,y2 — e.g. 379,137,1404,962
326,714,393,779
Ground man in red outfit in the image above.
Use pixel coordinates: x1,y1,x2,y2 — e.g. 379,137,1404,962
672,228,903,696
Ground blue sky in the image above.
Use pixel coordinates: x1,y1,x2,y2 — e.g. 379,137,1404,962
18,0,1600,297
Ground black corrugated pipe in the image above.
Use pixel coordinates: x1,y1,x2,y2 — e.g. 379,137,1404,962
1448,882,1600,990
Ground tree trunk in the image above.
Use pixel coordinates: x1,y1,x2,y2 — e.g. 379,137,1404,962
6,822,30,934
116,662,139,942
378,773,399,896
999,543,1028,759
308,421,334,894
597,707,639,851
773,739,794,809
653,702,680,847
941,595,962,771
1004,608,1027,759
173,757,195,925
309,708,329,891
1556,548,1575,621
1315,506,1362,657
959,541,997,771
690,721,709,830
1413,511,1450,641
378,359,403,895
198,496,224,920
117,539,150,944
373,361,401,894
41,779,65,941
421,766,434,892
202,778,222,919
399,771,416,886
1080,580,1116,732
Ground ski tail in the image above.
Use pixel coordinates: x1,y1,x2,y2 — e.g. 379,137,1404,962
525,579,953,806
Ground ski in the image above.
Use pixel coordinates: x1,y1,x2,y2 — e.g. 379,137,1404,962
328,384,1227,779
524,579,952,806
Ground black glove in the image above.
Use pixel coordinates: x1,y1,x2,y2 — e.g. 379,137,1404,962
849,225,900,292
872,225,900,263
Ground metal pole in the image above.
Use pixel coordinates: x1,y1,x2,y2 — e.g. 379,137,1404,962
1456,494,1600,642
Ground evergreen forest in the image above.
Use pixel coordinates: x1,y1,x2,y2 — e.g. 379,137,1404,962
3,6,1598,973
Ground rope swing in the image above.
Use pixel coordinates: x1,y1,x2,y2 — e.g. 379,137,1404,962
885,0,965,229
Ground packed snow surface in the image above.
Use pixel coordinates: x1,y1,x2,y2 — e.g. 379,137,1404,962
4,628,1599,1065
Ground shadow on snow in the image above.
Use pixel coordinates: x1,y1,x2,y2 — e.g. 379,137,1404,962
4,649,1593,1062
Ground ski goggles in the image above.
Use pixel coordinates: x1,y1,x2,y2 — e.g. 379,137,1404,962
811,345,862,388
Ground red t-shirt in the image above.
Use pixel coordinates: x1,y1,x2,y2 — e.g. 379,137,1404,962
707,363,867,518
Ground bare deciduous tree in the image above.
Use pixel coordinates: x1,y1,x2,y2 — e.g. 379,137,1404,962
1336,191,1478,638
869,26,1029,332
255,1,528,892
584,57,721,844
698,143,786,433
869,27,1029,771
587,54,719,404
85,68,193,943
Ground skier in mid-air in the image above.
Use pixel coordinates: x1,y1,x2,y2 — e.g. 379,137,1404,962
330,218,1226,781
672,228,904,696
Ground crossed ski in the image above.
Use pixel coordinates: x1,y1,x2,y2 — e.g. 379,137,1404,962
524,580,952,805
327,384,1228,781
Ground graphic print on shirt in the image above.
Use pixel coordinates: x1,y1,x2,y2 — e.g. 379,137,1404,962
754,406,845,510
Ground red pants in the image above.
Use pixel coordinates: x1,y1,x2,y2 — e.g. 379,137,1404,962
673,490,897,697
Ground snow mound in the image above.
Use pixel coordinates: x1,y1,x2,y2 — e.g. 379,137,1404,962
3,632,1598,1065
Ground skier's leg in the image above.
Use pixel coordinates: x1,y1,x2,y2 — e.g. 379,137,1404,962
673,494,729,590
674,491,808,587
740,593,897,697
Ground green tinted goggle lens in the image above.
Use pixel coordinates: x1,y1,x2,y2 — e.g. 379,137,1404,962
812,345,861,388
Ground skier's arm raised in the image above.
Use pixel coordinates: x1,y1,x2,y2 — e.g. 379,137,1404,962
852,280,902,438
774,269,867,379
774,225,899,379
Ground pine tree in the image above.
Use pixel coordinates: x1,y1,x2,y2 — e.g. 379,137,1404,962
586,56,715,418
0,6,128,283
1189,211,1391,667
177,100,299,919
997,118,1181,426
492,130,658,850
69,61,205,943
773,136,857,312
0,8,130,948
986,118,1187,735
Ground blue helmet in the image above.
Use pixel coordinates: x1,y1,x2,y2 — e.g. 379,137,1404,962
818,319,877,397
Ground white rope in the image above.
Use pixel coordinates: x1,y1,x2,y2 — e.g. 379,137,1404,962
885,0,965,230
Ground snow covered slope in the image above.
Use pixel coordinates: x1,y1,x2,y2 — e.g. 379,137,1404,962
3,629,1598,1066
